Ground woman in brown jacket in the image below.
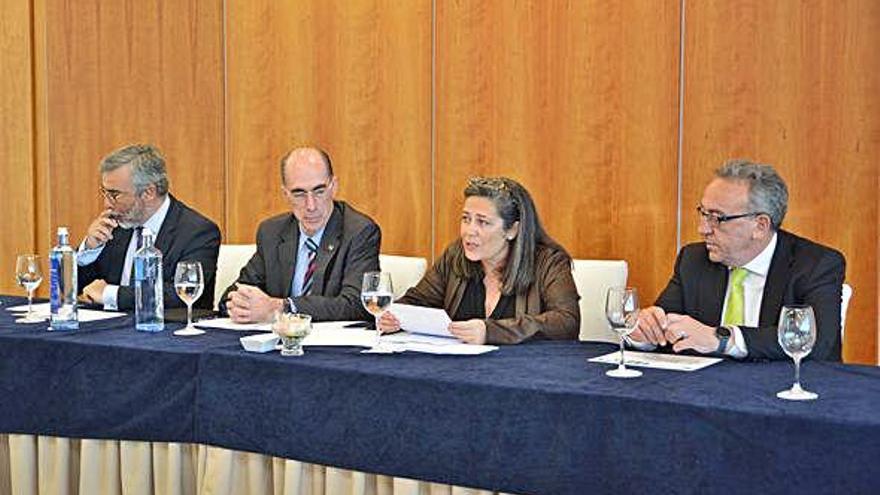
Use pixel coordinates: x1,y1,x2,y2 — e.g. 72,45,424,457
379,176,580,344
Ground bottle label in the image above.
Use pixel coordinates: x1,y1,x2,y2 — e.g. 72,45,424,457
50,255,61,312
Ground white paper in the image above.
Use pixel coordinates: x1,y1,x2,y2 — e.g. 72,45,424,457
379,331,498,355
6,302,125,322
389,303,453,338
194,317,271,332
589,350,722,371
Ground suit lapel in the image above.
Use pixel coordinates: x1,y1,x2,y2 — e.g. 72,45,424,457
759,231,792,327
153,196,179,255
107,228,134,284
278,216,299,297
700,257,728,326
312,205,342,296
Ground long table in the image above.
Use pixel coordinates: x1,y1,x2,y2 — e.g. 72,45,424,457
1,295,879,494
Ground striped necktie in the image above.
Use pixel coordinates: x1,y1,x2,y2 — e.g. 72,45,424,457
723,267,748,326
301,237,319,296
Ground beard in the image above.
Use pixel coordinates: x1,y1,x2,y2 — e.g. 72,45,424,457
115,199,147,229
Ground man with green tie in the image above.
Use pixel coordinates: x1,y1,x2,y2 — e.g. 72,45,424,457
630,160,846,361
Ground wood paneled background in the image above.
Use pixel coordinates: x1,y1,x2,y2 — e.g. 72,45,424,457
1,0,877,363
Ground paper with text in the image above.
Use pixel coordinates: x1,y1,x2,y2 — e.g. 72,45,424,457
589,350,722,371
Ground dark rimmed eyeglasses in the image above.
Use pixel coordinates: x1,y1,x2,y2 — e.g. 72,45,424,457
696,205,762,227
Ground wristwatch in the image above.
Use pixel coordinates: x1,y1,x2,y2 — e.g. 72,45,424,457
715,326,732,354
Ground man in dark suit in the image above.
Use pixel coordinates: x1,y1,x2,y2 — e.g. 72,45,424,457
79,144,221,311
222,146,380,322
631,159,845,361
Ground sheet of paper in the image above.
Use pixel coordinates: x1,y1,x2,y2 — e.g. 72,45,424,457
6,302,126,322
589,350,722,371
194,317,271,332
379,331,498,355
390,303,453,338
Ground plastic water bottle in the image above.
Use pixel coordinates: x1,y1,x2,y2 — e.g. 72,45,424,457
134,228,164,332
49,226,79,331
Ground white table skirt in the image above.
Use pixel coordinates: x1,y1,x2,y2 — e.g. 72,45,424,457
0,434,511,495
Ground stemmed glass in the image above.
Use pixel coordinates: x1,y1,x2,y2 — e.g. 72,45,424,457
361,271,394,348
173,261,205,336
15,254,43,323
605,287,642,378
776,305,818,400
273,301,312,356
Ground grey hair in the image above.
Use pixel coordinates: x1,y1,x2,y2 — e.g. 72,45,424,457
100,144,169,196
715,159,788,230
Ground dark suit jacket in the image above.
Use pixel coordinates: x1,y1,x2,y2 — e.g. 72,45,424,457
221,201,381,321
655,230,845,361
397,242,580,344
78,195,221,311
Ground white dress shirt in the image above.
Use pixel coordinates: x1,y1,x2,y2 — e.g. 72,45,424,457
78,196,172,310
630,233,778,358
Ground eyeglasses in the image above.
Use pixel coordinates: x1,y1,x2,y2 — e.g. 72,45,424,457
285,182,331,206
696,205,762,227
100,186,130,203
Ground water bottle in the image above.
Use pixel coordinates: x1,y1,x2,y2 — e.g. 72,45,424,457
49,226,79,330
134,228,164,332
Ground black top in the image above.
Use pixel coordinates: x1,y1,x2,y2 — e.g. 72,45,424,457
453,278,516,320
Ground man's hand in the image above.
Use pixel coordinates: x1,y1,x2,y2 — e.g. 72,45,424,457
84,209,119,249
448,319,487,345
664,313,719,354
631,306,669,345
82,279,108,304
226,284,283,323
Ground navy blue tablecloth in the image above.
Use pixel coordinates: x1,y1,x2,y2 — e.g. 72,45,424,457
2,294,880,494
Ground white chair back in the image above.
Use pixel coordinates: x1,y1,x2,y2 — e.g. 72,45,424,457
840,283,853,343
213,244,257,310
379,254,428,299
572,259,628,343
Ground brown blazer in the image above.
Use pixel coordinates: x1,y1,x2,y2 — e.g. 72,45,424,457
398,242,580,344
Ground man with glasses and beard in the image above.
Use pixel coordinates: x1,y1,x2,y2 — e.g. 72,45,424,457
629,159,845,361
79,144,221,310
220,146,380,323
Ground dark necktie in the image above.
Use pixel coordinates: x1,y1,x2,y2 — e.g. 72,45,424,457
301,237,319,296
127,226,144,286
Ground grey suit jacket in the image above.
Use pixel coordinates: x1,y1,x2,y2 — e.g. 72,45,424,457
655,229,845,361
221,201,381,321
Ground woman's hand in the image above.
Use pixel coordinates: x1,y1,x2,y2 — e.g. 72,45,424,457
448,319,487,345
377,311,402,334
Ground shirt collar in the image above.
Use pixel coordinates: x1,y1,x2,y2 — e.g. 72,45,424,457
140,195,171,238
738,232,778,277
298,224,326,251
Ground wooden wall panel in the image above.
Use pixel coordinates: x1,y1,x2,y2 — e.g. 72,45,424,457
226,0,432,258
39,0,225,256
435,1,681,300
682,0,880,363
0,0,36,294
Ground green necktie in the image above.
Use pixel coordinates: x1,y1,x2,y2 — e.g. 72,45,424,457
723,267,748,326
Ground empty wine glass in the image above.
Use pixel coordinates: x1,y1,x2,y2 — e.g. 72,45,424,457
776,304,818,401
15,254,43,323
173,261,205,336
361,271,394,348
605,287,642,378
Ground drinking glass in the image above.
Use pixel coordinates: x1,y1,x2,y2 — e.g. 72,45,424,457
273,303,312,356
361,271,394,348
15,254,43,323
776,305,818,400
173,261,205,336
605,287,642,378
